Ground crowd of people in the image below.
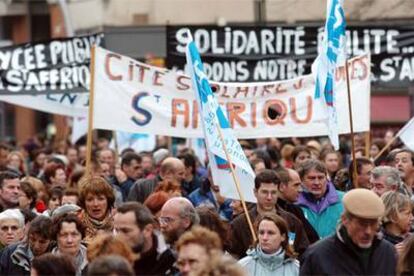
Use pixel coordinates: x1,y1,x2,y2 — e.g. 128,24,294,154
0,131,412,275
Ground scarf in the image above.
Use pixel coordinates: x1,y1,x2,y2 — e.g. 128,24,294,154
81,211,113,243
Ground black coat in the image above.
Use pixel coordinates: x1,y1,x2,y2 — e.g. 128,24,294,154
0,243,30,276
300,228,397,276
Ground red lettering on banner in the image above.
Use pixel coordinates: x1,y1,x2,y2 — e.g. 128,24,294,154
227,102,247,127
135,63,151,83
128,62,134,81
276,84,287,94
192,100,199,129
251,102,257,127
221,86,231,98
261,85,273,96
263,100,287,125
171,99,189,128
234,86,249,98
153,70,165,86
293,79,303,90
105,53,122,81
290,96,312,124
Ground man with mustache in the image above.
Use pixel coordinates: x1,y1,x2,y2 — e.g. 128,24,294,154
300,189,397,275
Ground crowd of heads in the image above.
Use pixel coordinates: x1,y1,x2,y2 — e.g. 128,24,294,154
0,131,411,275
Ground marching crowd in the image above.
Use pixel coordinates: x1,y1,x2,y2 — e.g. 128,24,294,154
0,132,412,276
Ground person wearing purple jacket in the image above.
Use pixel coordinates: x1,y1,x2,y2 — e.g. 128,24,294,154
297,159,344,238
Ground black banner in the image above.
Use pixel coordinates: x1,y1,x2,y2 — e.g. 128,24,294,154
0,33,104,95
166,25,414,90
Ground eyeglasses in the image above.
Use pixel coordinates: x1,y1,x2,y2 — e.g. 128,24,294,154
158,216,179,225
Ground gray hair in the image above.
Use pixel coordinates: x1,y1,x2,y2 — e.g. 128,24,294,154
371,166,402,188
0,209,25,228
297,159,327,180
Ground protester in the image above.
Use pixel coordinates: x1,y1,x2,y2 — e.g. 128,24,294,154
0,209,25,249
22,176,47,213
292,145,311,169
61,188,80,205
140,152,156,179
188,168,232,221
116,152,143,200
29,149,46,178
175,226,223,276
300,189,397,275
394,149,414,183
347,157,374,190
7,151,27,176
159,197,199,246
178,152,203,196
371,166,405,196
275,168,319,243
229,169,309,259
380,191,413,247
128,157,185,203
297,159,344,238
42,186,63,216
78,176,114,244
239,212,299,276
0,171,21,211
0,216,53,275
31,253,76,276
51,213,88,276
229,199,244,218
19,181,38,211
320,149,341,182
43,163,67,189
113,202,175,275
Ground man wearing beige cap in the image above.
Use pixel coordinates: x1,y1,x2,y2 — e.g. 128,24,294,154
300,189,397,275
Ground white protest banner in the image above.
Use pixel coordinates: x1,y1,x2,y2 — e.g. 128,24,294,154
0,93,89,117
0,34,102,117
92,46,370,139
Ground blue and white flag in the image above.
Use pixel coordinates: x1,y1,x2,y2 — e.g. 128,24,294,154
312,0,347,149
186,38,256,202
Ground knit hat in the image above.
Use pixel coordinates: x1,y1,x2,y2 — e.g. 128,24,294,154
343,189,385,219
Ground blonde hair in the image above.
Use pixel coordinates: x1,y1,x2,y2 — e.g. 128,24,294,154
381,191,411,225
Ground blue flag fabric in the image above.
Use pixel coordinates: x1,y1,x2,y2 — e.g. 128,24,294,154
313,0,347,149
186,38,256,203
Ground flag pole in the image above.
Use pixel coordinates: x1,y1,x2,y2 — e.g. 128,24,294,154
365,132,370,158
214,122,257,242
85,45,97,176
344,60,358,188
374,135,399,162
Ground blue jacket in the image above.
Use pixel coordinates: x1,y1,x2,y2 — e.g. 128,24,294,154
297,182,344,238
188,188,233,221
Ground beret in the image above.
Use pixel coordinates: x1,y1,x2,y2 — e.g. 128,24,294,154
343,189,384,219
